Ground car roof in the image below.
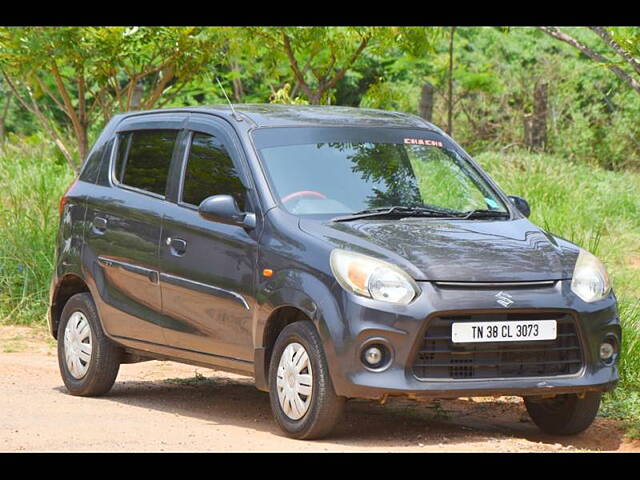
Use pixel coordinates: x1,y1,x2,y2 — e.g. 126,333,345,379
116,104,444,132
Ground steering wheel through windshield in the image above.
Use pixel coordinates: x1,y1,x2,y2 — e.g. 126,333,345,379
281,190,327,205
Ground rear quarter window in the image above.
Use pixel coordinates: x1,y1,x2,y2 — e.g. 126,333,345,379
78,143,105,184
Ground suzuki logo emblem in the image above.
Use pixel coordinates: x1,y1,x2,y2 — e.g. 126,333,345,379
495,291,514,308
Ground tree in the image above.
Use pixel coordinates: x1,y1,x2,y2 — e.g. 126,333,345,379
538,27,640,95
247,27,372,105
249,27,440,105
0,27,224,169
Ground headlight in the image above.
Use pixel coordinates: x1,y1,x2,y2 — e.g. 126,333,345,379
571,249,611,302
330,249,419,304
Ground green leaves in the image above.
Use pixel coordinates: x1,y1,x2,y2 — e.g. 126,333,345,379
607,27,639,61
268,83,309,105
1,26,638,170
248,27,442,104
455,70,500,94
0,27,227,163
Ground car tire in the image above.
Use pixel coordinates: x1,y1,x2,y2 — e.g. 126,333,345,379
57,292,121,396
268,321,346,440
524,392,602,435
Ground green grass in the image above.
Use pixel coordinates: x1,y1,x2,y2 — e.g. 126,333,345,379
599,389,640,439
0,138,638,435
0,134,73,325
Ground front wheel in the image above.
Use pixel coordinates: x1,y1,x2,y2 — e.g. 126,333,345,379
524,392,602,435
268,321,345,439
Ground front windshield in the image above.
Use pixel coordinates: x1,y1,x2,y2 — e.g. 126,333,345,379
253,127,507,217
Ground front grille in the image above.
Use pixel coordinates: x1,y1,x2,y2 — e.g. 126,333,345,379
412,312,584,380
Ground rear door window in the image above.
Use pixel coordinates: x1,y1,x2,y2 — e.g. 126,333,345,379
114,130,178,196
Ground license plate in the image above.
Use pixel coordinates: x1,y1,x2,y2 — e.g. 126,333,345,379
451,320,557,343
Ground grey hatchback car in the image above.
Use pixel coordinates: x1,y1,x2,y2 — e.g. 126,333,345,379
49,105,620,439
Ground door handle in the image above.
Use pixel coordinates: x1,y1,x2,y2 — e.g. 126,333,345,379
166,237,187,256
92,216,108,233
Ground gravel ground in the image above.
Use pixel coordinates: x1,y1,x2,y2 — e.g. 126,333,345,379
1,325,637,452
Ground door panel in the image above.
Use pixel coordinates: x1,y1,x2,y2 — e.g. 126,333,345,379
85,185,166,343
159,116,259,362
84,119,185,344
159,208,257,360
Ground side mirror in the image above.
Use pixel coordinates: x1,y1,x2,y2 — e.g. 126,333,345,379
508,195,531,218
198,195,256,229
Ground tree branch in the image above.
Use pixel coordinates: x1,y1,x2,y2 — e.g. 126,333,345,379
538,27,640,94
590,27,640,77
142,65,176,109
50,60,85,148
320,35,370,94
282,33,315,101
2,70,77,169
77,72,86,125
157,79,189,108
292,53,316,97
86,83,109,119
34,75,66,112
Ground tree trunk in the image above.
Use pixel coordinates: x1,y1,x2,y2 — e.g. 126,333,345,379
419,82,435,122
524,82,548,151
230,62,244,101
447,26,457,135
78,122,88,163
0,92,11,147
130,81,144,110
523,113,533,148
308,91,322,105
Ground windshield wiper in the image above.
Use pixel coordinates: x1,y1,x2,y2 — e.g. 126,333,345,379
461,209,510,220
332,205,460,222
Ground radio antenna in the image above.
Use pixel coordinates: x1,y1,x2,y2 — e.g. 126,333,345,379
216,76,242,122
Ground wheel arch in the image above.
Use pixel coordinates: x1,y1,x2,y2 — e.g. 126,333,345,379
257,305,314,390
49,274,90,339
253,272,346,392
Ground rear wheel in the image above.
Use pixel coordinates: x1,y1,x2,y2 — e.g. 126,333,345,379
268,321,345,439
57,293,121,396
524,392,601,435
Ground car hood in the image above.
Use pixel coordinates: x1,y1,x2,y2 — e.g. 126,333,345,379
299,217,579,282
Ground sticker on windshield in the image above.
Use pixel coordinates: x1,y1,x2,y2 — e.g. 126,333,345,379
404,138,444,147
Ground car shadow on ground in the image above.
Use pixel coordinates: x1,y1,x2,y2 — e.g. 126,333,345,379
53,370,626,451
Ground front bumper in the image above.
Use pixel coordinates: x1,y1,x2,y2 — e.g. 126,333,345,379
325,280,620,400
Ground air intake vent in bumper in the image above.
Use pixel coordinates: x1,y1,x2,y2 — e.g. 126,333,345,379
412,312,584,380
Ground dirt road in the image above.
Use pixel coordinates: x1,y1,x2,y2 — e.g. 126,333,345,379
1,325,637,452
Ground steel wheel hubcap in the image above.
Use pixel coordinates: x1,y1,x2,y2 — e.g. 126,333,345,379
276,342,313,420
63,311,92,379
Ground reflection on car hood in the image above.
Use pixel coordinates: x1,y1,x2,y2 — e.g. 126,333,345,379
299,217,579,282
